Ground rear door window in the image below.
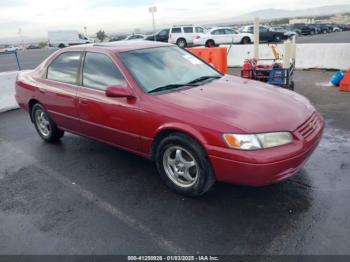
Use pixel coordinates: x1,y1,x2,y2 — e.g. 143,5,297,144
47,52,82,85
195,27,205,33
224,29,234,34
171,27,182,33
82,52,126,91
212,29,225,35
183,27,194,33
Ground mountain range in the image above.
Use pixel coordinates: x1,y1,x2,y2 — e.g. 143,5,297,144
227,4,350,23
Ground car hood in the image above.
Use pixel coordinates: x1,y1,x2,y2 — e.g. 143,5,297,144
154,75,314,133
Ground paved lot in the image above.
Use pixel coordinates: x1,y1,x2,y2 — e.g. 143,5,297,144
297,31,350,44
0,49,57,72
0,69,350,256
0,31,349,73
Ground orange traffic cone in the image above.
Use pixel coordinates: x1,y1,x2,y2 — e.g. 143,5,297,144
340,69,350,92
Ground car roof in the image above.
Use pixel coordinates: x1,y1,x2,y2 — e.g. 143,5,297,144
210,27,233,31
65,40,173,53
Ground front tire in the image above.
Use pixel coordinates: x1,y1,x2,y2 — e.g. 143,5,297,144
155,133,216,197
31,103,64,142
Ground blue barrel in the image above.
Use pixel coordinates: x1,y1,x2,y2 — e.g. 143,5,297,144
330,71,345,86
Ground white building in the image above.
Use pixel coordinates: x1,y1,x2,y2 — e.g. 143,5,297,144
289,18,315,24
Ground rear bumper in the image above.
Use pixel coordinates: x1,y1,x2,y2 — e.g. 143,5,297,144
208,115,324,186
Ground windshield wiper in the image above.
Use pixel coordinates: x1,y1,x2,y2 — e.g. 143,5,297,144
148,83,198,94
186,75,222,85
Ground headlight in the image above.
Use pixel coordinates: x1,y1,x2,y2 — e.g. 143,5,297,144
223,132,292,150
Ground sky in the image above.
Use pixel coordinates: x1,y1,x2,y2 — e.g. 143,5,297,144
0,0,349,39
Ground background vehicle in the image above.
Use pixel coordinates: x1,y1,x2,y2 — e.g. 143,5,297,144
145,28,170,42
284,25,302,35
48,30,93,48
332,26,342,32
26,44,40,50
0,44,18,52
168,25,206,47
289,24,317,35
337,24,350,31
240,25,288,42
271,26,298,38
123,34,146,40
193,27,253,47
312,24,331,34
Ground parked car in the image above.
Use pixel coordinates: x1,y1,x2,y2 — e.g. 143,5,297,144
271,26,298,38
332,26,342,32
124,34,146,40
109,35,128,42
145,29,170,42
288,24,317,35
240,25,288,42
0,44,18,52
337,24,350,31
26,44,40,50
15,41,324,196
168,25,206,47
312,24,331,34
284,25,302,36
48,30,93,48
193,27,253,47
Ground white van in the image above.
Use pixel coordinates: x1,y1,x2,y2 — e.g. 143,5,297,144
48,30,93,48
168,25,206,48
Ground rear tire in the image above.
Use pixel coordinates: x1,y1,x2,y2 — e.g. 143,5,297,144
241,37,251,44
205,40,215,47
31,103,64,142
176,38,187,48
273,35,281,43
155,133,216,197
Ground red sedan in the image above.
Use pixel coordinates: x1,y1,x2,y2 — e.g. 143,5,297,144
15,41,324,196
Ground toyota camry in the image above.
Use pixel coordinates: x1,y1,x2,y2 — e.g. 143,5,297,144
15,41,324,196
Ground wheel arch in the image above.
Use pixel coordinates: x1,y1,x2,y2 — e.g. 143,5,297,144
205,39,215,46
150,124,209,161
28,98,40,122
241,36,251,44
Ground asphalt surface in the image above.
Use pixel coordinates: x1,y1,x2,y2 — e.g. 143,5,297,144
296,31,350,44
0,48,57,72
0,31,349,73
0,69,350,257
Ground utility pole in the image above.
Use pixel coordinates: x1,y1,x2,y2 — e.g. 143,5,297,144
149,6,157,41
253,17,259,59
18,28,23,49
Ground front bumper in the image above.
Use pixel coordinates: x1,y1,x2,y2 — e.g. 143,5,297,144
207,113,324,186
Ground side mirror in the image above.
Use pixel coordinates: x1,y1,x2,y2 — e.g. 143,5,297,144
106,85,135,98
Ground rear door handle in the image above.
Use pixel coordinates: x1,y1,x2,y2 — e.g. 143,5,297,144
79,98,89,105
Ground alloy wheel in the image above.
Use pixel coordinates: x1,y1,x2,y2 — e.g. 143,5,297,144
35,109,51,137
162,146,199,188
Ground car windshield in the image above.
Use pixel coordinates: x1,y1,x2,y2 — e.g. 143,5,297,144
119,46,222,93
